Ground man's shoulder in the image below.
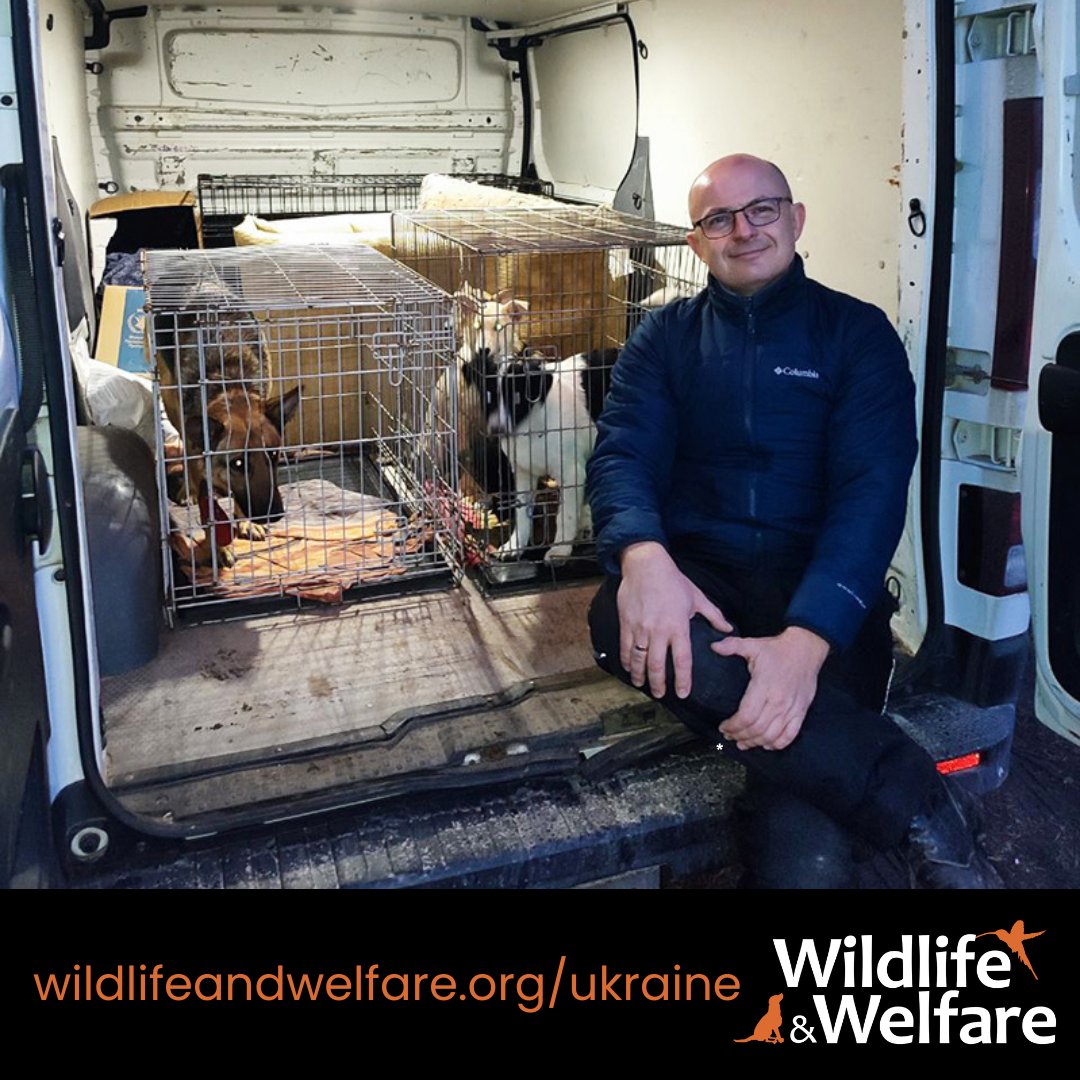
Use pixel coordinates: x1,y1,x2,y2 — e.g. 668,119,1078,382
800,275,911,396
801,275,906,363
802,273,892,328
622,288,709,352
646,286,710,322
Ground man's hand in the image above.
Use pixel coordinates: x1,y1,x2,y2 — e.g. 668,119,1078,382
617,542,732,699
711,626,830,750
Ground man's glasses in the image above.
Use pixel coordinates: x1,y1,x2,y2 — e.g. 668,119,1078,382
692,196,793,239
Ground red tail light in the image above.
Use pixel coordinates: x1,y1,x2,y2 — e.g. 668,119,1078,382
936,752,982,775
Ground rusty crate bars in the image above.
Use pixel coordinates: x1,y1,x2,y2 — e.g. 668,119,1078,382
392,206,705,577
145,244,461,612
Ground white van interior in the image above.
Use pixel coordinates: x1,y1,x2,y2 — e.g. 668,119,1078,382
4,0,1069,881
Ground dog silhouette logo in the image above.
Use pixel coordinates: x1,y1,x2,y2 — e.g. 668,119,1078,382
734,992,784,1043
976,920,1046,980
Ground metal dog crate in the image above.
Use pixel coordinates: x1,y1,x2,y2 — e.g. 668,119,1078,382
391,206,706,585
144,244,461,614
197,173,556,247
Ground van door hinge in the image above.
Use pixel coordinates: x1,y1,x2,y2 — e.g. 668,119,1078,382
613,136,654,219
963,8,1037,62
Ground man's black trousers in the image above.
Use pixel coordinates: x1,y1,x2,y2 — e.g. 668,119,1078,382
587,553,943,854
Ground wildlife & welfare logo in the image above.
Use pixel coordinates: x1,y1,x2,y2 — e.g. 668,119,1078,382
730,919,1053,1047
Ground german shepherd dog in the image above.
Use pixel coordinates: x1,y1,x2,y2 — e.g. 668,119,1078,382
154,286,300,564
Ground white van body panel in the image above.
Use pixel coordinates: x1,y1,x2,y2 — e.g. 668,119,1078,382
1021,0,1080,742
942,2,1038,647
13,4,106,798
893,0,936,656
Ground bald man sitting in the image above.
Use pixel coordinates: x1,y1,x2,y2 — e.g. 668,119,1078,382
586,154,997,889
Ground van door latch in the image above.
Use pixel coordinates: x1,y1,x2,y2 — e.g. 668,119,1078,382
51,217,65,267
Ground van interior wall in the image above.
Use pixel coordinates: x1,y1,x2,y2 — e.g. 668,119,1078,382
41,2,99,218
534,0,906,321
531,21,638,203
77,4,513,192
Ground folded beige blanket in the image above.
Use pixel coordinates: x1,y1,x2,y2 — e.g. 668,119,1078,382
169,477,428,603
233,212,394,255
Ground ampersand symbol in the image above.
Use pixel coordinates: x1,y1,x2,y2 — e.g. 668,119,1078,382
790,1015,816,1044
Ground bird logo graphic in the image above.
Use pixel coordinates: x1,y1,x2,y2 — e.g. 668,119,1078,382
976,920,1046,980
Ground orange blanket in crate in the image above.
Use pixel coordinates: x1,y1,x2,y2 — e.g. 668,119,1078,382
169,478,430,603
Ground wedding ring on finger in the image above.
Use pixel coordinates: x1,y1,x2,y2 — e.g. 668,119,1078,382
633,643,648,653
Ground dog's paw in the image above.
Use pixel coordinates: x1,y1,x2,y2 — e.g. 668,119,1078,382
190,530,235,569
493,535,522,561
189,527,212,566
543,543,574,564
237,518,268,542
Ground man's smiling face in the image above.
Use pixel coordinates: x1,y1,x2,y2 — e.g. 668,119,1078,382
686,155,806,297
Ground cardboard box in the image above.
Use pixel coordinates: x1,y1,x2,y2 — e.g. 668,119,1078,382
89,190,201,252
95,285,151,375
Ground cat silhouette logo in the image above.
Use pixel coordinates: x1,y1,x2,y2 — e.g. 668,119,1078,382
734,992,784,1044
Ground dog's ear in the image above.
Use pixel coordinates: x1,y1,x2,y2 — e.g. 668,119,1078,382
498,295,529,322
454,285,486,319
265,385,301,436
186,412,225,452
462,351,497,390
461,355,480,390
207,415,225,449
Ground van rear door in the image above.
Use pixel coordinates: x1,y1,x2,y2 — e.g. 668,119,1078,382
0,171,52,883
1020,0,1080,743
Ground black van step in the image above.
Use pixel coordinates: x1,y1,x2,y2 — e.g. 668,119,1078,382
74,746,746,889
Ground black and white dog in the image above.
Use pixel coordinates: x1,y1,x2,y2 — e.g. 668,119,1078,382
437,287,529,520
464,345,618,561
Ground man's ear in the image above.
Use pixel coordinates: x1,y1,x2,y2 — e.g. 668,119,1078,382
686,228,706,264
791,201,807,243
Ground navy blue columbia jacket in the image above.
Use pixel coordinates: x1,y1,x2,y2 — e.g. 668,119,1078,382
586,255,917,652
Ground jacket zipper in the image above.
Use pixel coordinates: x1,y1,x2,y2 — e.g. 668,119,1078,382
743,307,759,544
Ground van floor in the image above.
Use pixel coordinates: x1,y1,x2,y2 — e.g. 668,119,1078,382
80,639,1078,889
99,576,647,813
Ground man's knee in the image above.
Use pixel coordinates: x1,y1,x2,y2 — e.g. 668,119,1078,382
587,577,621,671
588,577,749,721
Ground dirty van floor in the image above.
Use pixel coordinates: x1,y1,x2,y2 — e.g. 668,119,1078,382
100,578,605,787
856,663,1080,891
73,649,1080,889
